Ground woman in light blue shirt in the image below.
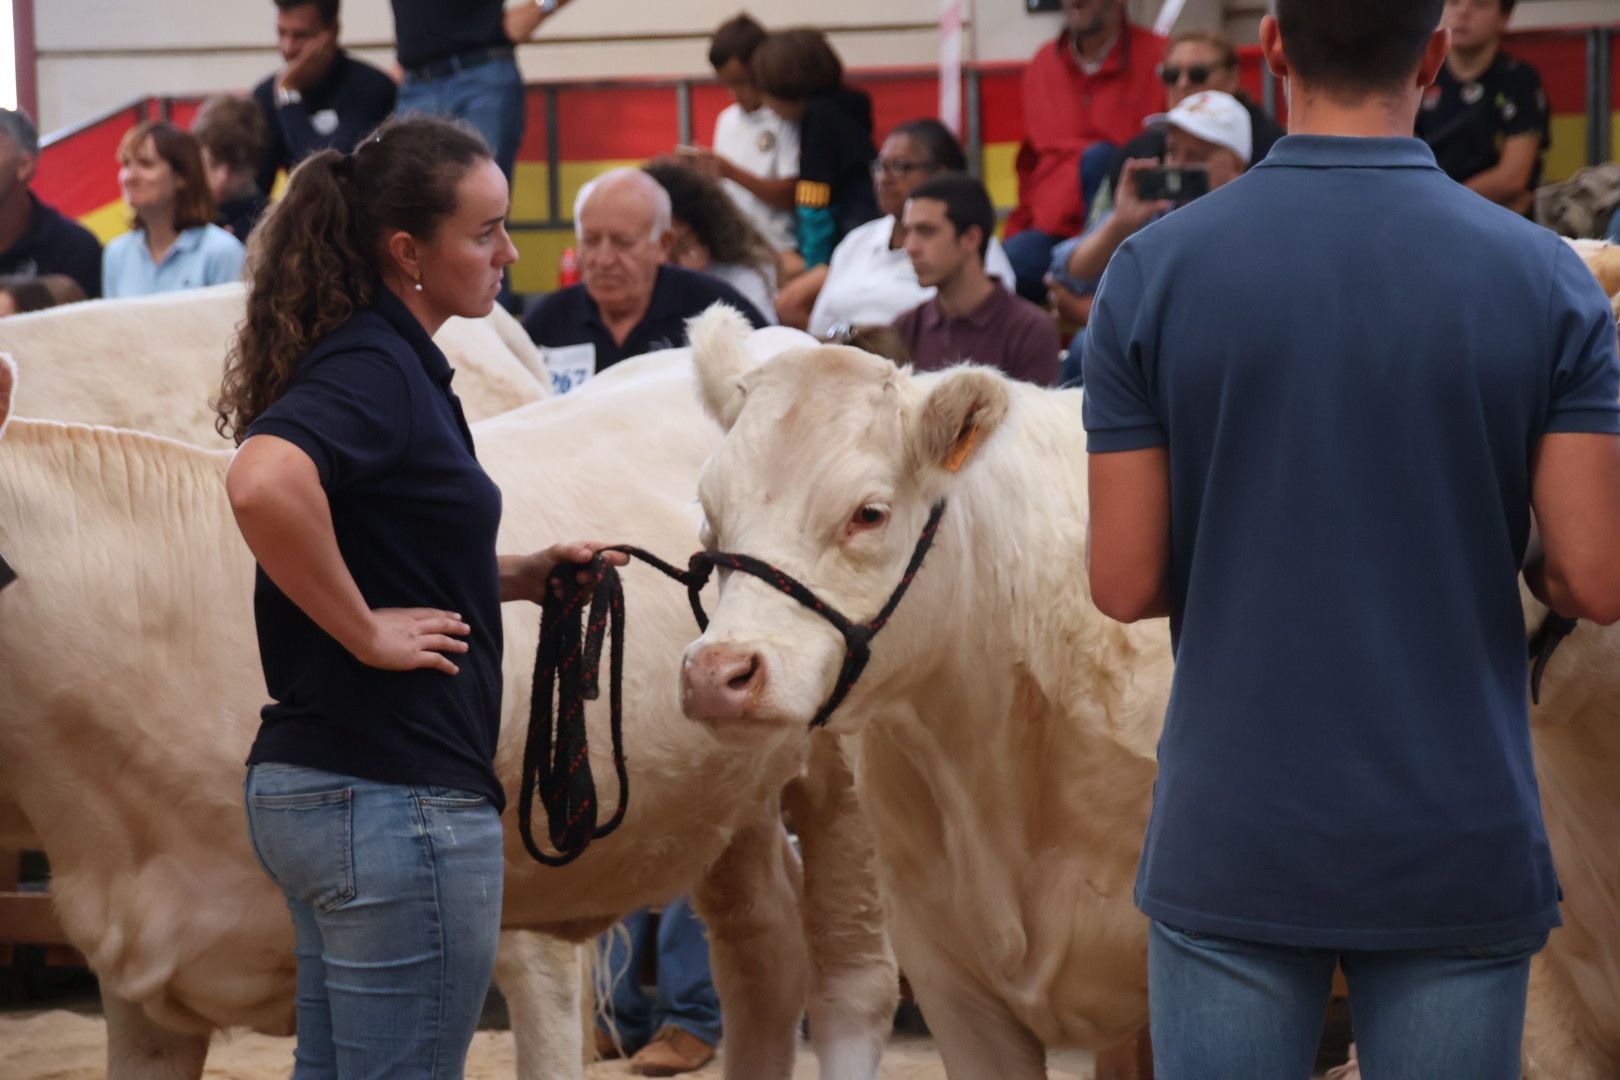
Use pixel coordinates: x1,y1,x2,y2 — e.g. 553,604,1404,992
103,121,244,299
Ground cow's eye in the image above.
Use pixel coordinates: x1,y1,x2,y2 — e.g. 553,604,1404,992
849,504,889,533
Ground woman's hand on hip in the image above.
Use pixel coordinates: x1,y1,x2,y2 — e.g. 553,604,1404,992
352,608,471,675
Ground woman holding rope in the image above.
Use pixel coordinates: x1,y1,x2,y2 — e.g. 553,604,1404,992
216,115,623,1074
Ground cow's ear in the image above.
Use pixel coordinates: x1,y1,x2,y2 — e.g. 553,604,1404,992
0,354,14,441
908,367,1009,479
689,303,753,431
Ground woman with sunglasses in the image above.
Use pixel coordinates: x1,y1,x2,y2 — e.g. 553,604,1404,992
802,119,1017,338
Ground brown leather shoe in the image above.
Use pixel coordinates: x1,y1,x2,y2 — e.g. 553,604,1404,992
593,1026,624,1061
628,1026,716,1076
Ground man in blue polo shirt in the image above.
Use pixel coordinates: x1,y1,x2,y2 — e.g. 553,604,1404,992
1083,1,1620,1077
523,168,768,394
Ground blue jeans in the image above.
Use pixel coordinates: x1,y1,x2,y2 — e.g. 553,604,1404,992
1148,920,1546,1080
1002,229,1059,304
397,59,526,181
597,898,722,1050
1078,140,1117,214
245,763,504,1079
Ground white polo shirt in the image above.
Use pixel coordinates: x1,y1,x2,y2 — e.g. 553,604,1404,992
807,215,1018,338
713,102,799,253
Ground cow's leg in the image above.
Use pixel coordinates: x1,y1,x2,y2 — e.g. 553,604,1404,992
783,734,896,1080
495,927,586,1080
102,989,209,1080
906,978,1046,1080
692,797,809,1080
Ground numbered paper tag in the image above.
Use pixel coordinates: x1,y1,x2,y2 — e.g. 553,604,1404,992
542,343,597,395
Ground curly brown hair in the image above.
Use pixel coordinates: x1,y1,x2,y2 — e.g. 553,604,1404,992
215,116,490,443
642,158,777,278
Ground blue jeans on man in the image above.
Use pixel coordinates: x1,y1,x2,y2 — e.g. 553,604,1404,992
598,897,723,1053
1149,921,1545,1079
397,57,526,182
245,763,504,1078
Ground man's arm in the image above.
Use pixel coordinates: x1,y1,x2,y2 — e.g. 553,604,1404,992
1065,158,1171,283
1465,134,1540,208
1086,448,1171,622
1526,433,1620,623
505,0,576,43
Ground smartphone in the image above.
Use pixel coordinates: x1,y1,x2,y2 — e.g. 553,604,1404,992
1135,167,1211,203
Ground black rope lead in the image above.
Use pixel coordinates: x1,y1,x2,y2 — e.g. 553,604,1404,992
516,502,948,867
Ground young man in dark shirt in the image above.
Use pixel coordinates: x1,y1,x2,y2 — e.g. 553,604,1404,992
523,169,767,392
251,0,396,195
0,109,101,299
1085,0,1620,1076
893,173,1059,385
1416,0,1548,212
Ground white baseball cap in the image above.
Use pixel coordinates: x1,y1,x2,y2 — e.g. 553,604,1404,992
1152,90,1252,165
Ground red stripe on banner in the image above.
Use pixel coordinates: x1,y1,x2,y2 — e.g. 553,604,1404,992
555,85,680,160
167,100,200,130
691,83,731,148
516,86,550,162
37,104,143,220
849,75,939,144
979,69,1024,144
1506,32,1587,114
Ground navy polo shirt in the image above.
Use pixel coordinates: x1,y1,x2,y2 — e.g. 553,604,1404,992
0,194,103,299
522,264,769,373
1083,136,1620,950
245,286,506,809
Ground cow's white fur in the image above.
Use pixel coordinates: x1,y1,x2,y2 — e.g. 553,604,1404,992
685,300,1620,1077
0,338,894,1080
0,284,548,447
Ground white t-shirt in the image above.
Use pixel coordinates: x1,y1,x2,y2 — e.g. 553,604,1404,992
807,216,1019,338
713,102,799,253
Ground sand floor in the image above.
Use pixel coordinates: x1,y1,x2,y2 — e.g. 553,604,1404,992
0,1009,1100,1079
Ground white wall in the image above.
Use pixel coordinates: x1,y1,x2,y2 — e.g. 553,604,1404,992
31,0,1620,133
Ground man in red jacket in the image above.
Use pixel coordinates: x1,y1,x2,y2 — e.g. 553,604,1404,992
1003,0,1165,302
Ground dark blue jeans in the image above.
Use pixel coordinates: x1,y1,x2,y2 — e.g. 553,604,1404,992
245,763,504,1079
1004,141,1117,303
1149,920,1546,1080
397,58,526,181
597,897,723,1051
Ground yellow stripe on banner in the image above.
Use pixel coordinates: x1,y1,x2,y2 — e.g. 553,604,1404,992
1545,115,1588,185
511,227,577,295
82,202,131,245
982,141,1019,218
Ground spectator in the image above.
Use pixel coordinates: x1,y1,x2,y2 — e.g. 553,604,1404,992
1003,0,1166,303
679,15,799,268
522,168,768,388
825,321,912,366
1084,1,1620,1077
1050,90,1253,322
1106,29,1284,199
390,0,573,184
893,173,1059,385
103,122,244,299
251,0,396,196
596,899,721,1075
643,158,778,322
0,108,102,299
0,273,83,316
801,119,1017,336
1416,0,1548,213
193,95,271,241
750,28,878,272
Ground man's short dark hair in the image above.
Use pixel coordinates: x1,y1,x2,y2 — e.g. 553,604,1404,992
708,14,767,70
909,172,994,259
751,29,843,103
275,0,338,24
1275,0,1444,98
0,109,39,157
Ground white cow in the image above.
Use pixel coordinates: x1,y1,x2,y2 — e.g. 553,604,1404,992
0,346,895,1080
0,283,548,444
680,304,1620,1078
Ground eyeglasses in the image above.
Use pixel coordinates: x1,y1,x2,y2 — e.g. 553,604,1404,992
871,158,933,178
1158,63,1219,86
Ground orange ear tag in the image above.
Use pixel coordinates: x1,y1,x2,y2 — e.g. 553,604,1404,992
943,425,979,474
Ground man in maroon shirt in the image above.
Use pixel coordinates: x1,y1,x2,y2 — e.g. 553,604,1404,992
1003,0,1166,302
893,174,1060,386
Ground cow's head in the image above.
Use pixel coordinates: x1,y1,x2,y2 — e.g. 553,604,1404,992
681,304,1009,733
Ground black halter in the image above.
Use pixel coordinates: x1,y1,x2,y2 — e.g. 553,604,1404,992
516,501,947,866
